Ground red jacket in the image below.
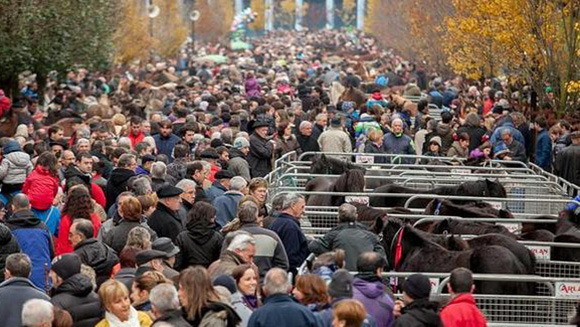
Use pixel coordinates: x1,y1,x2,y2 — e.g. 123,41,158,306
91,182,106,209
440,293,487,327
208,164,220,182
55,212,101,255
23,166,60,210
128,131,145,150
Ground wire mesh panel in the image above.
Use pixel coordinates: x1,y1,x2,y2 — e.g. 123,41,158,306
536,261,580,279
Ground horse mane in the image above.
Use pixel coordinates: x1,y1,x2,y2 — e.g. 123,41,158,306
332,169,365,193
434,218,511,236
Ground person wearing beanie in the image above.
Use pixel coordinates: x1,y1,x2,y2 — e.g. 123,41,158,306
50,253,104,327
228,136,252,182
314,269,376,327
393,273,442,327
213,274,252,327
0,139,33,202
317,114,352,159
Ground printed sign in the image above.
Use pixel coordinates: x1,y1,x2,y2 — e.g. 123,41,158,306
451,169,471,174
369,166,382,170
556,282,580,299
355,155,375,164
526,245,551,261
498,222,521,234
345,196,369,205
485,201,504,210
429,278,440,294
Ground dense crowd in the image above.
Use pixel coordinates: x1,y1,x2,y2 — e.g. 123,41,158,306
0,28,577,327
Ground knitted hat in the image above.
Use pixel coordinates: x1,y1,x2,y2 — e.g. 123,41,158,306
328,269,353,298
51,254,81,280
234,137,250,149
213,274,238,294
429,136,442,147
402,273,431,300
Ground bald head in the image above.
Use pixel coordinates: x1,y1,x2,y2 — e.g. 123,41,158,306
263,268,290,295
11,194,30,212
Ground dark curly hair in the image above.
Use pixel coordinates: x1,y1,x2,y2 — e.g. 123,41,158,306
62,185,93,220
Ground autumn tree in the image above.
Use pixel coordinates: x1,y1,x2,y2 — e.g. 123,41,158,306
153,0,188,57
196,0,235,42
113,0,156,65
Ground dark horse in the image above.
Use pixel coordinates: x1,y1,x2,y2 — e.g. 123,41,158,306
423,199,514,218
418,218,516,239
373,217,535,277
0,107,27,137
305,169,365,204
310,154,388,190
380,223,532,295
370,179,507,208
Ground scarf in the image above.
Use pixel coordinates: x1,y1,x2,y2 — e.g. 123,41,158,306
243,294,259,309
105,306,140,327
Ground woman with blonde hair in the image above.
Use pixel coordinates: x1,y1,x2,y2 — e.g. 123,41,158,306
96,279,152,327
178,266,241,325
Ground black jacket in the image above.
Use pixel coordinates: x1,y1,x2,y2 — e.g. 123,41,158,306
51,273,103,327
148,202,185,241
175,219,223,270
248,133,273,178
115,267,136,291
105,168,135,211
152,309,191,327
555,144,580,186
103,220,158,253
394,299,442,327
73,238,119,285
0,223,20,283
297,132,321,153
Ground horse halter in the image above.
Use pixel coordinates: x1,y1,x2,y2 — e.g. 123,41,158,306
390,226,405,271
434,200,443,216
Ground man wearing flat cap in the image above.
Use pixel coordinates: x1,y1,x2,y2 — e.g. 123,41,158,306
248,120,275,178
136,249,179,280
148,184,185,241
394,273,442,327
205,169,233,202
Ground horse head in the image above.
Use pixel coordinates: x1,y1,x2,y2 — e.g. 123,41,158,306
485,178,507,198
445,235,470,251
389,224,432,271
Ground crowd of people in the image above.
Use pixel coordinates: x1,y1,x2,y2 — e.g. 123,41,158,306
0,28,576,327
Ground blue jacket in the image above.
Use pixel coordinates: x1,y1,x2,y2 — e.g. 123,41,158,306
248,294,318,327
268,212,310,274
31,206,61,236
490,122,525,146
213,191,244,228
382,133,415,164
205,181,228,203
135,166,150,176
6,210,53,291
535,129,552,170
153,133,180,162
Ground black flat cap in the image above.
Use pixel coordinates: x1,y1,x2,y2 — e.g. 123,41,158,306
156,184,183,198
141,154,156,164
215,170,234,180
136,250,167,266
252,120,270,128
152,237,180,258
200,149,220,159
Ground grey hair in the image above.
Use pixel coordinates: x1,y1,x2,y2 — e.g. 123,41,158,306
131,176,152,196
126,226,152,250
150,283,180,314
236,131,250,140
281,192,304,210
271,193,287,211
151,161,167,179
263,268,290,295
227,233,255,252
230,176,248,191
500,128,512,137
77,138,90,146
238,201,259,224
176,179,196,190
338,203,357,223
392,118,403,126
118,153,136,168
22,299,53,327
118,137,132,150
315,113,327,122
12,193,30,211
299,120,312,130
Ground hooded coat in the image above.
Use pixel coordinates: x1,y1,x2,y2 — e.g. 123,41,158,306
175,219,223,270
457,113,486,152
447,141,469,158
105,168,135,211
0,223,20,283
6,210,54,290
74,238,119,285
433,122,454,154
214,191,244,228
394,299,442,327
0,150,33,186
51,273,104,327
23,165,60,211
228,148,252,182
248,132,273,178
353,275,395,327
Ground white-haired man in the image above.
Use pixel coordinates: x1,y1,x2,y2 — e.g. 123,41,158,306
150,283,190,327
383,118,415,164
21,299,53,327
208,233,256,277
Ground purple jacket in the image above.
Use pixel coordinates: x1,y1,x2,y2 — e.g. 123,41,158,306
353,276,395,327
245,77,261,98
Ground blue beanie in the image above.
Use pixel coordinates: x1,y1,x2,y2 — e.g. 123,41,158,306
213,274,237,294
3,140,21,155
